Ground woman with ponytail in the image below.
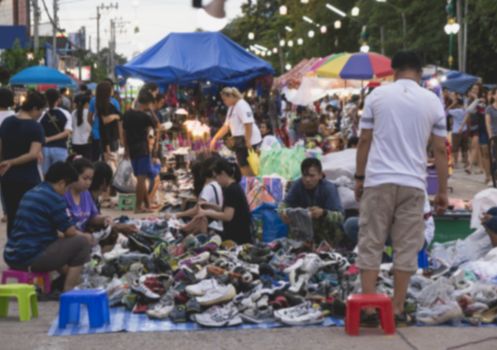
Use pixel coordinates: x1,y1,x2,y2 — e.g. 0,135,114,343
71,94,92,159
198,158,252,244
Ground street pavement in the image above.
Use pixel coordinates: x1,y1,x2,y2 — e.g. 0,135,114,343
1,168,496,350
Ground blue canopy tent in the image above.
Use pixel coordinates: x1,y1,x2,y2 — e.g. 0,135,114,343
115,32,274,88
442,71,479,94
10,65,76,86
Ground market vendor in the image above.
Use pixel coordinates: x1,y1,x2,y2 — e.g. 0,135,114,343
279,158,344,246
209,87,262,177
3,162,92,291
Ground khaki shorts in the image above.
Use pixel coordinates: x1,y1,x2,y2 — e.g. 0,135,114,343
357,184,425,272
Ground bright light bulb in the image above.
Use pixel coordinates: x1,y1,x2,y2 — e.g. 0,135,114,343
297,38,304,45
308,30,315,38
320,25,327,34
279,5,287,15
248,32,255,40
267,51,272,56
351,7,360,16
360,44,370,53
287,40,294,47
301,0,309,3
273,47,278,53
285,63,292,71
279,39,286,47
261,51,266,57
334,20,342,29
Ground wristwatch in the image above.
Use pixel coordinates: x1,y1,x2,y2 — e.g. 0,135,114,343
354,174,365,181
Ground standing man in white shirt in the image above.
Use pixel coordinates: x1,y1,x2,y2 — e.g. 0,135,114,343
210,87,262,176
354,51,449,325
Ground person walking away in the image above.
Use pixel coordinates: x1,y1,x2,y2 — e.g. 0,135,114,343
210,87,262,176
447,94,469,169
59,87,72,111
39,89,72,174
95,82,122,171
355,51,448,325
122,90,159,213
87,79,120,161
0,92,46,237
3,162,92,291
485,88,497,180
71,94,92,159
460,84,484,175
0,88,16,223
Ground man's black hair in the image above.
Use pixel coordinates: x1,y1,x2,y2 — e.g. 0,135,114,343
45,161,78,184
391,51,422,72
0,88,14,109
21,91,46,111
60,87,68,94
45,88,60,109
301,158,322,174
137,89,155,105
347,136,359,148
212,158,242,183
79,84,88,92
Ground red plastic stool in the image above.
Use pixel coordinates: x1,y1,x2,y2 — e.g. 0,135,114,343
345,293,395,336
1,269,52,294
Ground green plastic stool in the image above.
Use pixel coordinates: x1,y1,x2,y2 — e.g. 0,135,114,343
117,193,136,211
0,284,38,321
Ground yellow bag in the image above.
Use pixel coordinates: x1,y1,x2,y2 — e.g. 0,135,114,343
247,149,260,176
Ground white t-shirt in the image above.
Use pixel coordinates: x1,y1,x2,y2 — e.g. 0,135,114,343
360,79,447,191
200,181,224,232
225,99,262,145
71,108,92,145
0,110,15,127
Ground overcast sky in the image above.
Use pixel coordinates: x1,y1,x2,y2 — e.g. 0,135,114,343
38,0,245,58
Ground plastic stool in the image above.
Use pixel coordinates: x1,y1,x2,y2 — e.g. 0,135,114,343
117,193,136,211
0,284,38,321
1,269,51,293
58,289,110,329
345,293,395,336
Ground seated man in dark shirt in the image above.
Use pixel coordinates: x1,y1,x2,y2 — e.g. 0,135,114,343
279,158,344,246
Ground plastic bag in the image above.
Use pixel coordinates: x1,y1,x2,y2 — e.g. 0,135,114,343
112,159,137,193
260,145,307,180
247,149,260,176
252,202,288,243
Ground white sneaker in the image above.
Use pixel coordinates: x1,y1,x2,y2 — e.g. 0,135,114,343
103,244,129,261
186,278,219,297
147,300,175,319
196,284,236,306
417,301,463,325
93,225,112,242
274,302,311,321
194,303,242,327
275,302,324,326
180,252,211,267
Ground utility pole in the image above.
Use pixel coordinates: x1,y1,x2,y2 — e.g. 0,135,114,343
456,0,463,72
96,3,118,54
32,0,40,52
108,19,115,78
462,0,468,73
52,0,59,68
380,26,385,55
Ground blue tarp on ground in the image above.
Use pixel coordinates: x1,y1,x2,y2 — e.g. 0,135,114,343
9,65,76,86
0,26,28,49
115,32,274,87
442,71,479,94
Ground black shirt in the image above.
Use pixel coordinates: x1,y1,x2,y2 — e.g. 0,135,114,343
222,182,252,244
99,102,121,152
122,110,157,158
39,108,70,148
0,116,45,183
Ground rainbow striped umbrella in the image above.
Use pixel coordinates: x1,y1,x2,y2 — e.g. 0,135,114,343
316,52,393,80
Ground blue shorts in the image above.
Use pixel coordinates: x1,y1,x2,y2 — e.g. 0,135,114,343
131,155,153,177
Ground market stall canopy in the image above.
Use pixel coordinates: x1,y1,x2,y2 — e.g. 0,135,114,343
115,32,274,87
442,71,480,94
9,65,75,86
273,58,321,89
316,52,393,80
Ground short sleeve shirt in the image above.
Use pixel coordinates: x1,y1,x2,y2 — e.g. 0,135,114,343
359,79,447,190
225,99,262,145
0,116,45,183
89,97,120,140
39,108,72,148
4,182,73,267
64,190,99,231
122,110,158,158
222,182,252,244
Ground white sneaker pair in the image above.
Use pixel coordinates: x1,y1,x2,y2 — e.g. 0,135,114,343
274,302,324,326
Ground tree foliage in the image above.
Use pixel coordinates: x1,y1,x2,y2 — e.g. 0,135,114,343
223,0,497,82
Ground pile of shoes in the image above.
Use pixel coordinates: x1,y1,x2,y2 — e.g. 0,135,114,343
78,216,497,328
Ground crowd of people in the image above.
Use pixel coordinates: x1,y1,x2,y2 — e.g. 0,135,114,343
0,50,496,328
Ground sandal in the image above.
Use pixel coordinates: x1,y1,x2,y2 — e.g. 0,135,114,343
395,311,415,327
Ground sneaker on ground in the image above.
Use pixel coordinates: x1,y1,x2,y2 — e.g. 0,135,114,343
194,303,242,327
186,278,219,297
417,301,463,325
93,225,113,242
103,244,129,261
147,300,175,319
196,284,237,306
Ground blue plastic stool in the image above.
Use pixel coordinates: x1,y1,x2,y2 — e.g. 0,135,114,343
418,249,429,269
58,289,110,329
